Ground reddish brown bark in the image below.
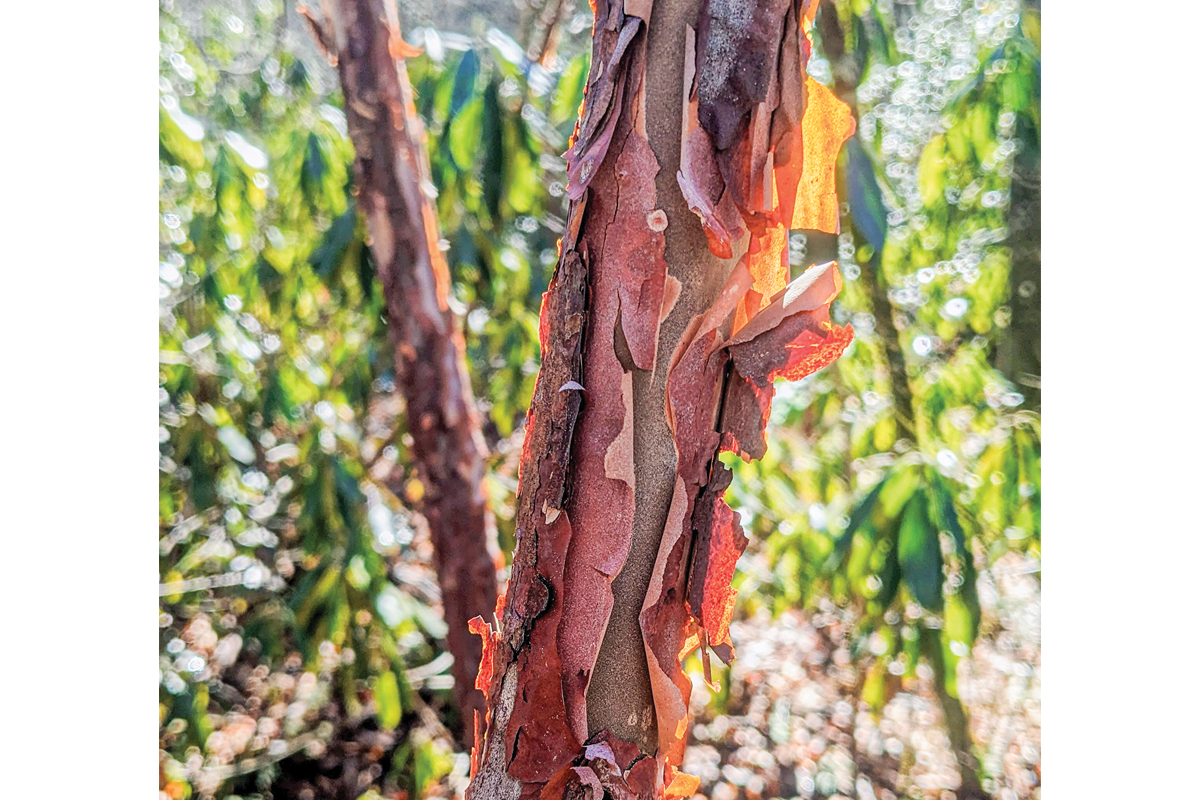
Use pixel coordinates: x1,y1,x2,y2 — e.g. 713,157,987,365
468,1,854,798
311,0,500,740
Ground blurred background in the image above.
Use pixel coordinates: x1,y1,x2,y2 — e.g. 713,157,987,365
157,0,1040,798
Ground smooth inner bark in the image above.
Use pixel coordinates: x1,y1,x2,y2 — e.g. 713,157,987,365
584,0,744,752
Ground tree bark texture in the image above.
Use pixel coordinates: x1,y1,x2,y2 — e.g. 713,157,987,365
467,1,855,798
318,0,500,740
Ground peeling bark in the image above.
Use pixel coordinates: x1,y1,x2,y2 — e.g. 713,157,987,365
317,0,500,741
468,1,854,797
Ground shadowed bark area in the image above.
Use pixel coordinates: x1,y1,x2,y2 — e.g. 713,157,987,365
317,0,500,742
467,1,854,798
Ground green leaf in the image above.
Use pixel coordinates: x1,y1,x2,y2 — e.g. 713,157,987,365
160,106,205,170
861,658,887,712
309,209,358,277
902,622,921,680
301,132,326,206
939,629,962,698
1022,9,1041,50
374,669,402,730
551,52,589,127
917,134,948,208
346,554,371,591
449,49,480,119
414,739,453,795
946,118,972,163
931,475,980,640
503,127,538,214
825,473,888,572
920,625,963,700
969,104,995,159
897,490,944,611
481,80,504,222
930,476,966,554
943,591,977,656
875,536,901,610
192,682,213,746
843,135,888,251
448,96,483,170
329,585,350,646
845,526,876,593
292,565,341,630
878,464,921,518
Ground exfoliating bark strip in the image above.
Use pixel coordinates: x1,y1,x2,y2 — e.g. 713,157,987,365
469,1,857,798
636,1,857,790
469,0,669,795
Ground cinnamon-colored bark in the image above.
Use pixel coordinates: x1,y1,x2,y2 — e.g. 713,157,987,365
317,0,499,739
468,1,854,799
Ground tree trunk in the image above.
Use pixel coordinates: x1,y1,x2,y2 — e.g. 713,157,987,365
467,1,854,798
813,3,917,440
315,0,500,741
995,112,1040,408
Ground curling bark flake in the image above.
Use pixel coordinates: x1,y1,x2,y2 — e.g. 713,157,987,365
468,0,854,798
312,0,500,738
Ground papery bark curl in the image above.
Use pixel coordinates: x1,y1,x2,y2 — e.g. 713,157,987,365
467,1,854,797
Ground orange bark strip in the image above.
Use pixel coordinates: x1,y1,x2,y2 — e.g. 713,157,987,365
665,769,702,799
734,224,789,332
695,489,747,657
468,616,499,778
726,260,844,345
791,77,856,232
469,616,497,694
774,323,856,381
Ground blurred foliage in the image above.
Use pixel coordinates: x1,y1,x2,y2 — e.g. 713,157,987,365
158,0,589,796
159,0,1038,797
